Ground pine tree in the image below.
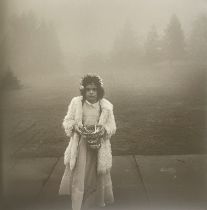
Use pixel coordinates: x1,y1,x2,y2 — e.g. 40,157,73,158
6,12,64,79
162,14,186,62
0,67,21,90
144,25,161,63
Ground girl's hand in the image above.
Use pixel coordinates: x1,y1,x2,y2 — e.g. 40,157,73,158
97,125,106,136
74,124,83,134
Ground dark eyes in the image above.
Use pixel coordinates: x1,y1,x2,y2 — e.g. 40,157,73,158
86,88,97,91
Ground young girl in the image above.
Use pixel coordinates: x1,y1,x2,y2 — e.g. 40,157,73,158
59,74,116,210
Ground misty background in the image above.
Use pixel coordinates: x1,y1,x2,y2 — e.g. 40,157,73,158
1,0,207,83
1,0,207,158
1,1,207,207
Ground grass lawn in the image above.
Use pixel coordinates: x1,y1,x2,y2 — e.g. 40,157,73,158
2,63,206,158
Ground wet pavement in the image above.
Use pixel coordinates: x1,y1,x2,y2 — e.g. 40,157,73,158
2,154,207,210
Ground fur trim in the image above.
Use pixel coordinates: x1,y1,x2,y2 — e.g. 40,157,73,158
97,139,112,174
63,96,116,173
64,132,80,170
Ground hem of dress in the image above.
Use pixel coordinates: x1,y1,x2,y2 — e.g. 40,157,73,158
58,192,71,196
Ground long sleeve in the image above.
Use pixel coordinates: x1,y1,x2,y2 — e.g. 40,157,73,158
104,109,116,139
99,99,116,139
97,104,115,174
62,97,76,138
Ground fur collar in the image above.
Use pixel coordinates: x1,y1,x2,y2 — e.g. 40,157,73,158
63,96,116,174
73,96,113,126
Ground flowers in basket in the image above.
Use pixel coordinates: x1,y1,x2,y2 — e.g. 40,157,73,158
80,125,105,150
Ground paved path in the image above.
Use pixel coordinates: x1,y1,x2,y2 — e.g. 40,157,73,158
2,154,207,210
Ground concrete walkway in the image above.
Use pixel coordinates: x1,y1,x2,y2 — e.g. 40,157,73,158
2,154,207,210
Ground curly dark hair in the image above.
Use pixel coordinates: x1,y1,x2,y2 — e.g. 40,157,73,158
80,74,104,100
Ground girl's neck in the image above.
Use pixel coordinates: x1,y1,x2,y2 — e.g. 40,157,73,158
87,99,98,104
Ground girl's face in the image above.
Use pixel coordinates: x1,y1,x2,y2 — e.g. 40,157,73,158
85,83,98,104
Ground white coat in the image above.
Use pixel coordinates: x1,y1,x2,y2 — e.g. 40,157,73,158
62,96,116,174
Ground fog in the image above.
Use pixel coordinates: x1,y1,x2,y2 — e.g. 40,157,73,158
1,2,207,206
1,0,207,89
5,0,207,55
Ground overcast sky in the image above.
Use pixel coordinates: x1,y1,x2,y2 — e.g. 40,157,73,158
5,0,207,56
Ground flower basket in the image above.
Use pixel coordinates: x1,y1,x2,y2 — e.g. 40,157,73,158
80,125,104,150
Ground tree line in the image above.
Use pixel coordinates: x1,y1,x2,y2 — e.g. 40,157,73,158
110,13,207,67
1,11,64,89
1,12,207,89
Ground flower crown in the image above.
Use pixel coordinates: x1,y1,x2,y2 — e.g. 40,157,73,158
80,74,104,90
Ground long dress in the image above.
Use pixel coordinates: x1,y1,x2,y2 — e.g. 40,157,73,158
59,100,114,210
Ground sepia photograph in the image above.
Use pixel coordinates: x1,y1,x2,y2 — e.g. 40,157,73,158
1,0,207,210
